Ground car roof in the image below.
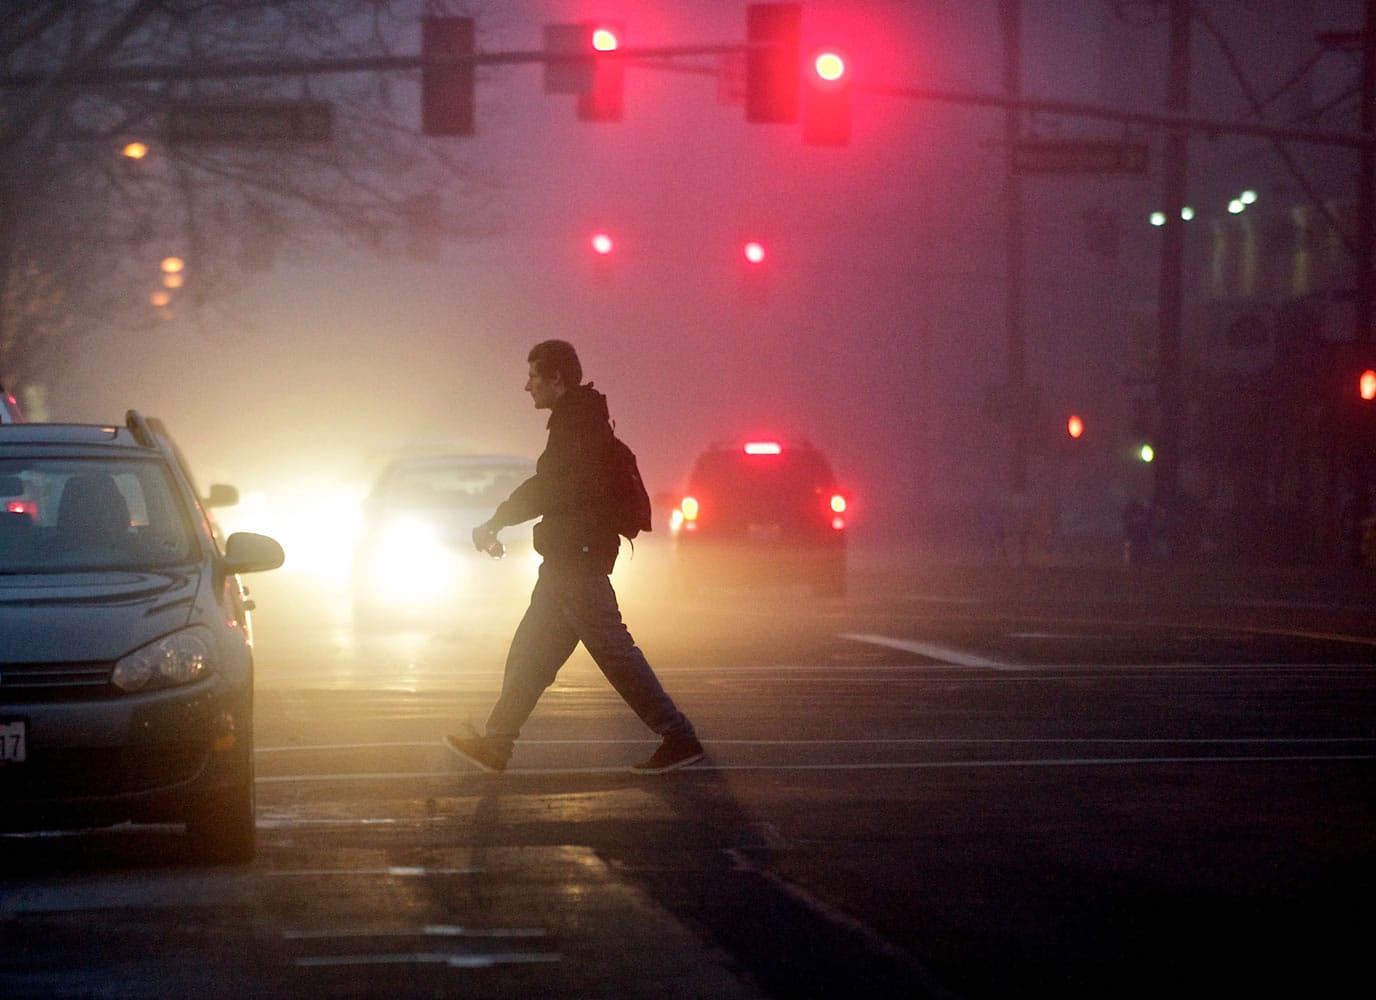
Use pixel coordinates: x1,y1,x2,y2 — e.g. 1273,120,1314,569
0,423,147,449
383,454,535,472
689,438,837,482
0,413,183,467
394,453,533,465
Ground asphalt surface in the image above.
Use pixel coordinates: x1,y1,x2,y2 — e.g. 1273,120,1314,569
3,544,1373,998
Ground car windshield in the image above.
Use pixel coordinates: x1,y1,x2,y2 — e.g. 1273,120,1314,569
381,462,532,507
0,457,199,573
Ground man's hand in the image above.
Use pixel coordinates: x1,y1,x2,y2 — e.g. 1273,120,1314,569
472,522,498,554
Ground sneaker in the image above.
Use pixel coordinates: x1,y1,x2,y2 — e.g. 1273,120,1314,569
631,736,705,774
443,730,509,773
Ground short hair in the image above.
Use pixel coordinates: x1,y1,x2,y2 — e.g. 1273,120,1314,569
528,339,583,387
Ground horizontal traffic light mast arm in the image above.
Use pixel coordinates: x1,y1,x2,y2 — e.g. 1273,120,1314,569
863,82,1374,150
0,43,759,88
9,45,1367,150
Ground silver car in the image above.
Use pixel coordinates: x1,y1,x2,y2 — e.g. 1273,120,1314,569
0,412,283,862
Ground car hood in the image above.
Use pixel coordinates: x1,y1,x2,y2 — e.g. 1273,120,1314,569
0,571,201,662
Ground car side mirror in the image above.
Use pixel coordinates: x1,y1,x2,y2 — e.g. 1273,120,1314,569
204,484,239,508
221,531,285,574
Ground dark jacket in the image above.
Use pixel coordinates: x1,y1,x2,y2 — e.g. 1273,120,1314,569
489,384,620,573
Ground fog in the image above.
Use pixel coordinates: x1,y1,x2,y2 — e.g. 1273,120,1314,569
41,0,1366,562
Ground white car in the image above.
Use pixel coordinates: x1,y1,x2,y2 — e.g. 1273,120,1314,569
352,454,538,628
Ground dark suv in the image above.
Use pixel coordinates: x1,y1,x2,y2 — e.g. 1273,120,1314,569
0,412,283,862
670,439,849,597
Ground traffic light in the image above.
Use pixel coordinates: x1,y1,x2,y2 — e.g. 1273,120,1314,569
803,48,851,146
421,17,475,137
1361,368,1376,401
745,4,801,123
1066,414,1085,440
739,239,771,303
578,22,624,122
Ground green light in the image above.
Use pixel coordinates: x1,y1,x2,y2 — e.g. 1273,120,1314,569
1138,444,1155,463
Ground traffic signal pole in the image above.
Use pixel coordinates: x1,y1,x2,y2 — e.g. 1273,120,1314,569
1000,0,1028,497
1359,0,1375,348
1152,0,1192,551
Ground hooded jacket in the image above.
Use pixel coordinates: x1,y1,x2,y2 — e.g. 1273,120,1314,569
488,384,621,573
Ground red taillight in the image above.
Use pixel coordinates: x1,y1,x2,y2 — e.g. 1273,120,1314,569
6,499,36,518
830,494,846,513
831,515,845,531
743,441,782,455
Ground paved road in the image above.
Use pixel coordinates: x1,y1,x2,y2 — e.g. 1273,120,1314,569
3,547,1373,998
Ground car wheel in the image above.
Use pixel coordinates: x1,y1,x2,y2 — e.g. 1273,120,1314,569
186,775,256,865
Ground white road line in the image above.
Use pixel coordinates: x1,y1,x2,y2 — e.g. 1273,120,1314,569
840,632,1023,670
253,751,1376,784
268,867,482,876
284,926,547,940
256,735,1376,754
294,952,561,969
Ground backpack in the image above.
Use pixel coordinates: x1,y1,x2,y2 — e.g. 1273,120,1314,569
607,431,653,541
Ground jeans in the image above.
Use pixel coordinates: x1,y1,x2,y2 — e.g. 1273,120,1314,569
483,564,696,750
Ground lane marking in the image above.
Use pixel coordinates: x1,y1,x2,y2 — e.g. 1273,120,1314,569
269,867,482,876
284,926,547,940
294,952,561,969
253,751,1376,784
840,632,1023,670
257,735,1376,754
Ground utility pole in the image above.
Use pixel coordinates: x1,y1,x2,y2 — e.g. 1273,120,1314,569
1358,0,1375,347
1153,0,1192,552
1001,0,1028,496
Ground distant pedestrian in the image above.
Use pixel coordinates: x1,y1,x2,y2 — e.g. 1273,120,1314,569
445,340,704,774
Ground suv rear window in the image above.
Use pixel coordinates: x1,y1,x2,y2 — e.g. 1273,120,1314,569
688,446,836,516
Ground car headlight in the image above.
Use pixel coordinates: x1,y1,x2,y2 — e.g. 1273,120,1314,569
111,626,215,693
366,517,460,603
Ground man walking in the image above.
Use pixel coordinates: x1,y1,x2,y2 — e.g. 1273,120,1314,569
445,340,704,774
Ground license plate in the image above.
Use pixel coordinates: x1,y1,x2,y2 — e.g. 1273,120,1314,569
1,719,26,763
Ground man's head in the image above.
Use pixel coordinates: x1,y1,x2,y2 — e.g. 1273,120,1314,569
525,339,582,410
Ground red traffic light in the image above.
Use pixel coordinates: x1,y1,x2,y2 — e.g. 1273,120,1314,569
813,51,846,83
1067,414,1084,439
578,22,624,122
1361,369,1376,401
590,232,615,255
803,47,851,146
743,241,767,264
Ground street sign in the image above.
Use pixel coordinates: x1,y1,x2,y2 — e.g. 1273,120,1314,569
1012,138,1150,175
166,99,333,144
